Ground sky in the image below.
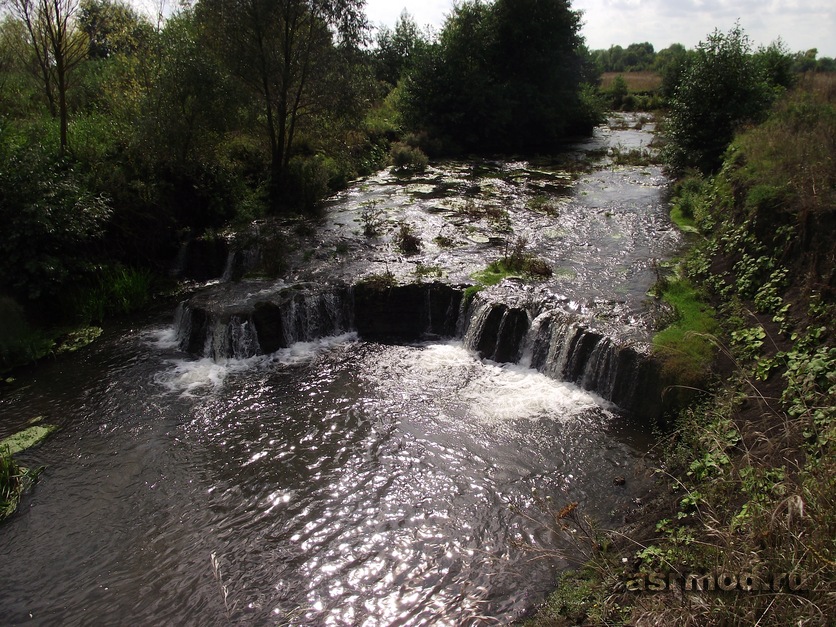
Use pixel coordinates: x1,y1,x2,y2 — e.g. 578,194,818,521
363,0,836,58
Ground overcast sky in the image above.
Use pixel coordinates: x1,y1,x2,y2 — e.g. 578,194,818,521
364,0,836,58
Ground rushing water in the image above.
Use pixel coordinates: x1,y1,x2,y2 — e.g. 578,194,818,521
1,113,667,625
0,318,652,625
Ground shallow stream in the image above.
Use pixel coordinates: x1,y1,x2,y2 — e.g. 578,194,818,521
1,113,671,625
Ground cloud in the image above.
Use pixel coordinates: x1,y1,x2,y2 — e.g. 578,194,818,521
360,0,835,56
573,0,835,55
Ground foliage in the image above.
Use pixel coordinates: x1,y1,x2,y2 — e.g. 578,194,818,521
0,296,54,372
402,0,601,153
592,42,656,73
663,25,787,175
357,270,396,290
652,275,718,404
196,0,369,212
471,236,553,286
389,141,428,172
1,423,56,520
1,447,41,520
68,264,154,323
394,222,421,255
8,0,90,154
608,74,628,108
0,127,112,301
373,11,430,87
0,424,59,457
359,199,385,237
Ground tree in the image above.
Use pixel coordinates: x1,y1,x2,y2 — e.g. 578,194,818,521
663,25,776,175
654,43,689,99
754,39,795,91
196,0,367,212
373,10,428,87
404,0,597,152
609,74,628,108
78,0,152,59
8,0,88,155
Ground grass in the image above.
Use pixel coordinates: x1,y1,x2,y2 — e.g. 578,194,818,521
652,275,718,396
471,237,554,287
0,423,57,520
394,222,422,255
600,71,662,93
70,264,155,324
357,270,397,290
471,259,523,286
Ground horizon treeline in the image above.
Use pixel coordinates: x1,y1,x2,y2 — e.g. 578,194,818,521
591,41,835,74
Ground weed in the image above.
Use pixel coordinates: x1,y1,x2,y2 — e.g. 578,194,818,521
360,200,385,237
394,222,422,255
390,142,429,173
526,194,561,216
415,264,442,279
358,270,397,290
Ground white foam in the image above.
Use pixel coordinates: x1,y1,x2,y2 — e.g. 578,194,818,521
143,326,180,350
459,361,604,423
155,357,254,396
265,332,357,366
371,341,607,424
154,333,358,396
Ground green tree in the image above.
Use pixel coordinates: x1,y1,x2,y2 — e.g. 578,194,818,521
8,0,89,155
623,41,654,70
78,0,152,58
663,25,775,175
0,15,38,115
404,0,597,152
609,73,628,108
196,0,367,212
373,10,429,87
0,128,111,301
754,39,795,90
654,43,689,99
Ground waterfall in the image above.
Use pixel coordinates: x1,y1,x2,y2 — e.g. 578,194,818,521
173,281,660,416
456,293,658,415
174,284,353,360
279,289,353,345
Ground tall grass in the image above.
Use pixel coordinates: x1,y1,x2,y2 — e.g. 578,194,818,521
70,265,155,323
600,71,662,93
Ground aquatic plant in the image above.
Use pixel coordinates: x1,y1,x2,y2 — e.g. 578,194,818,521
394,222,422,255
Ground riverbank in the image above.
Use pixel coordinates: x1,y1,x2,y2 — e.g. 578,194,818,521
524,76,835,626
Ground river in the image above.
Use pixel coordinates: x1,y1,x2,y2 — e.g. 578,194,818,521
0,113,675,625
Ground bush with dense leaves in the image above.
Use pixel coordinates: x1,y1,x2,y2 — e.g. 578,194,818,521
663,25,786,175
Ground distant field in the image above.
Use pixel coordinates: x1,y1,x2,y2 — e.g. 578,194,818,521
600,71,662,92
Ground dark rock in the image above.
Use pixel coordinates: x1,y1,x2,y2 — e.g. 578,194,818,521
353,282,462,341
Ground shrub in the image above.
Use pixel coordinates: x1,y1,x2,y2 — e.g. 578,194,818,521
394,222,422,255
389,142,428,172
0,128,112,301
663,25,781,175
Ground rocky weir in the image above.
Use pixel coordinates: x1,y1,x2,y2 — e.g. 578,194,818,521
174,278,662,419
172,112,675,420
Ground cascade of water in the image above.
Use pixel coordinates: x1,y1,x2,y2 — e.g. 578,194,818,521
174,280,658,414
461,293,494,351
455,295,657,413
220,250,237,282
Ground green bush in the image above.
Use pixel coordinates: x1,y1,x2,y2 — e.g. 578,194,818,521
0,296,54,372
0,125,112,301
389,142,428,172
663,25,783,175
394,222,422,255
58,264,153,324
